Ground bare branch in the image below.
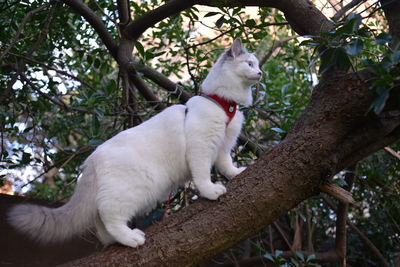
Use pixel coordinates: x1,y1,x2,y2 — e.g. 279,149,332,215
26,2,57,57
132,61,192,102
334,166,356,262
62,0,119,59
19,73,92,114
128,72,166,111
117,0,131,25
319,184,357,205
259,35,300,67
333,0,366,21
123,0,196,40
380,0,400,48
197,0,333,36
8,52,97,92
0,3,56,104
384,146,400,161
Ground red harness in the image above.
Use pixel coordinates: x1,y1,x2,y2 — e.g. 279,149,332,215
202,94,237,125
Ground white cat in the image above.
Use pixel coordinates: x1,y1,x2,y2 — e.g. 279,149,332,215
8,38,262,248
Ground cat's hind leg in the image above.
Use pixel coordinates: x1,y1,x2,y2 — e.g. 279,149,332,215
99,210,145,248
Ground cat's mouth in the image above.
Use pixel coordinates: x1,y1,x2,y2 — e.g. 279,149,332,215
247,72,263,82
248,76,262,82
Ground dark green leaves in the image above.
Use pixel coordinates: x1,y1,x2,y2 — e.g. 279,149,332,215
135,41,146,58
319,47,351,73
346,38,364,56
21,152,32,165
302,13,369,74
375,32,392,45
335,13,362,36
364,49,400,114
370,89,390,114
215,15,225,28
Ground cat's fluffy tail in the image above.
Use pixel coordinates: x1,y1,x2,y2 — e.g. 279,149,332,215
7,159,98,244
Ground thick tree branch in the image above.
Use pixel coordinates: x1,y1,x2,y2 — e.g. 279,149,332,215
338,111,400,170
117,0,131,25
380,0,400,48
197,0,333,36
63,66,400,266
62,0,118,59
123,0,197,41
132,62,193,102
49,1,399,266
128,72,166,111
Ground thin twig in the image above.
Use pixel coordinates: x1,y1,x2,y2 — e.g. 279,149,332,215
20,145,93,189
19,73,92,114
384,146,400,161
333,0,367,21
8,52,97,91
259,35,300,67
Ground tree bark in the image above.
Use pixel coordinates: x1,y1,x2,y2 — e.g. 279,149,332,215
57,1,400,266
61,69,400,266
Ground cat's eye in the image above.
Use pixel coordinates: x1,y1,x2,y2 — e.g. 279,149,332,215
247,61,253,67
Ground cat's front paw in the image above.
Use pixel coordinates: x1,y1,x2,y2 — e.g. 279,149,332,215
116,228,146,248
199,183,227,200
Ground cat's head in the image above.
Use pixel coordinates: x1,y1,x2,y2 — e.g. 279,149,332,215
218,38,262,86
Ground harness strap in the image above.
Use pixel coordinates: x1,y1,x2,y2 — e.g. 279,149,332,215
200,93,237,125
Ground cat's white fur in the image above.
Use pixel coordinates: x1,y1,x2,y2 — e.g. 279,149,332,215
7,38,262,248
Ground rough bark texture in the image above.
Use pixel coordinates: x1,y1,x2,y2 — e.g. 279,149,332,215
57,0,400,266
61,70,400,266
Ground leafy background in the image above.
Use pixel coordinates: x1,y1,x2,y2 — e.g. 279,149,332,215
0,0,399,265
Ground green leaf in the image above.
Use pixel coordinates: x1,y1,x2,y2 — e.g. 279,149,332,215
307,254,317,261
370,89,390,114
263,253,274,262
204,11,219,17
245,19,256,28
375,32,392,45
295,251,305,261
319,48,335,74
271,127,285,133
215,15,225,28
346,13,362,32
334,48,351,72
88,139,103,146
290,258,301,267
346,39,364,56
94,58,101,69
21,152,31,165
134,41,146,58
91,114,100,136
275,249,283,257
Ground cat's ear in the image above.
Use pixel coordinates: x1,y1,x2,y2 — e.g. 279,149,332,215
226,38,243,58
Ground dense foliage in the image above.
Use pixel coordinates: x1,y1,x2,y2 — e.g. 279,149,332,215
0,0,398,265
